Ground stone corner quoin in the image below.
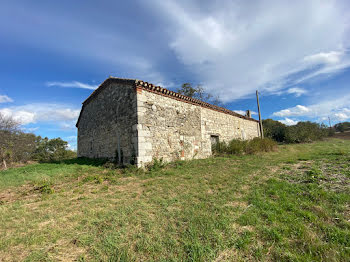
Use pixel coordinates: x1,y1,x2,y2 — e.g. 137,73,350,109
76,77,261,167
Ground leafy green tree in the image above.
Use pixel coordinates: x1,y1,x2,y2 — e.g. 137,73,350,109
12,132,37,163
32,137,76,162
285,121,328,143
262,119,287,142
334,122,350,132
177,83,222,106
262,118,330,144
0,112,76,168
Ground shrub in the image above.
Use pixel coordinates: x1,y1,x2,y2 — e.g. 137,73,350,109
227,139,246,154
260,137,278,152
245,138,277,154
263,119,288,143
213,138,277,156
212,141,229,154
328,128,335,137
245,138,262,154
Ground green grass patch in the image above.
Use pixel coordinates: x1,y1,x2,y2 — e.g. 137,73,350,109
0,139,349,261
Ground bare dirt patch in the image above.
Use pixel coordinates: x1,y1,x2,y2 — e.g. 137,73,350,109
0,184,42,204
0,245,30,262
214,248,239,262
50,239,87,262
332,131,350,140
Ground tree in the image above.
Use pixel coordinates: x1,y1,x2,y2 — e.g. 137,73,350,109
0,113,38,169
334,122,350,133
0,113,18,131
11,132,37,163
0,113,19,169
0,112,76,169
285,121,328,143
177,83,222,106
262,119,287,142
177,83,197,98
262,118,330,144
32,137,76,162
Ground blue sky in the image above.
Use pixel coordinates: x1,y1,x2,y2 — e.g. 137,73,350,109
1,0,350,150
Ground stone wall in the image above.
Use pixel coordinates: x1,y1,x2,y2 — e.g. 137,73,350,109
135,88,203,166
136,88,260,166
199,107,261,157
77,82,138,164
77,78,261,167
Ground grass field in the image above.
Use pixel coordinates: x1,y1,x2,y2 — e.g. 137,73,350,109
0,139,349,261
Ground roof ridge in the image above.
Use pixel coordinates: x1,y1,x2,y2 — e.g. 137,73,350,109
76,77,258,127
134,80,257,122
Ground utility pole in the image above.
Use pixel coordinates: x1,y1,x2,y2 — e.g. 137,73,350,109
256,90,264,138
328,116,332,128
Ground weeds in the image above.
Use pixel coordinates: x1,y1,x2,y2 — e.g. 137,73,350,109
213,137,277,155
305,167,322,183
33,180,55,195
146,158,165,172
82,175,104,184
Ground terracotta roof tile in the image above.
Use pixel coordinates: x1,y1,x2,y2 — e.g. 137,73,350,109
76,77,258,127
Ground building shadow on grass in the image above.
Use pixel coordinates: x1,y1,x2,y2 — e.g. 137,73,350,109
46,157,109,167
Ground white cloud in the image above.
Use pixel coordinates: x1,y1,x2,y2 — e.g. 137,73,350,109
334,108,350,121
146,0,350,101
303,51,343,65
0,108,35,125
273,94,350,122
234,110,246,115
279,118,299,126
1,1,350,104
294,59,350,84
274,105,310,117
47,81,98,90
234,110,257,116
287,87,307,97
0,103,80,125
0,95,13,103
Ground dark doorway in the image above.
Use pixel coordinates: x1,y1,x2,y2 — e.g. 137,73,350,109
210,135,219,151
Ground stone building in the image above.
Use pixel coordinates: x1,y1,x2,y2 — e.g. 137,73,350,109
76,77,261,167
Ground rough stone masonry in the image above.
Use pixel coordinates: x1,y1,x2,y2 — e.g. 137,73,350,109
76,77,261,167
